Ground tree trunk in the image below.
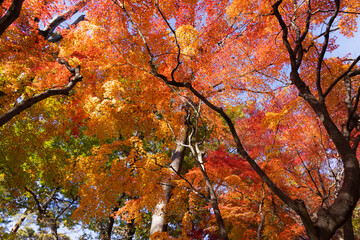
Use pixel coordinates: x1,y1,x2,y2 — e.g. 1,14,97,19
125,219,136,240
38,213,59,240
98,218,113,240
48,217,59,240
98,207,119,240
191,143,229,240
150,129,188,235
257,191,265,240
257,209,265,240
343,216,354,240
208,198,229,240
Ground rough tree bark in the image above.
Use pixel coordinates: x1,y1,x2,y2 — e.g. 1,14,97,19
98,215,116,240
124,219,136,240
41,215,59,240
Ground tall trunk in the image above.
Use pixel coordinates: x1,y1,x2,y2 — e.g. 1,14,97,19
150,193,170,234
125,219,136,240
48,217,59,240
38,213,59,240
257,190,266,240
98,218,113,240
257,209,265,240
208,199,228,240
343,216,354,240
270,1,360,239
98,205,121,240
150,129,189,235
190,143,229,240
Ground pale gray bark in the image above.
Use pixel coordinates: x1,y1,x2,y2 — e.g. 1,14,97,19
257,190,266,240
150,128,189,235
150,2,360,239
188,141,229,240
10,207,33,234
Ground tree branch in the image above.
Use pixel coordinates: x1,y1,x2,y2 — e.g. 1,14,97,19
38,0,88,42
0,0,25,36
315,0,340,101
324,55,360,98
155,1,181,82
0,58,82,127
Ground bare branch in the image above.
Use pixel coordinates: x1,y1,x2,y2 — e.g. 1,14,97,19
0,0,25,36
169,164,208,200
295,147,323,198
314,27,339,40
294,0,311,69
55,196,78,221
315,0,340,101
39,0,88,42
272,0,295,61
10,206,34,234
155,2,181,82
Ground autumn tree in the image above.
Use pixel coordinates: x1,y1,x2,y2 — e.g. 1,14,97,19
0,0,25,36
64,0,359,239
2,0,360,239
0,103,85,238
0,0,87,127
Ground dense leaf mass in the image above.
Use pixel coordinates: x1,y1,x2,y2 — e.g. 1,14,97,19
1,0,360,239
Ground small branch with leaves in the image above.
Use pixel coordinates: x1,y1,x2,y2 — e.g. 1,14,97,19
0,58,82,127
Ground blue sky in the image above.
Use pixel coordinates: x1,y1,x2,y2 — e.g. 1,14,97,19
334,29,360,58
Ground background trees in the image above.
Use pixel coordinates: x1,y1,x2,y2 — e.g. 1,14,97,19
1,0,360,239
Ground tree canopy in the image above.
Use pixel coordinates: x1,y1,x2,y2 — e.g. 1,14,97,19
1,0,360,239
